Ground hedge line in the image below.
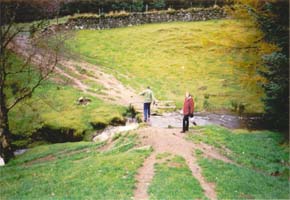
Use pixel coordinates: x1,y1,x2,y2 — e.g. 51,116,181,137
1,0,233,23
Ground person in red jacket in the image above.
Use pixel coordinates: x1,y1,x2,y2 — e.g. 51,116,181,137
181,92,194,133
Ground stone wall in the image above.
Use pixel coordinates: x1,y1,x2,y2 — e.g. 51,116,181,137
67,7,227,30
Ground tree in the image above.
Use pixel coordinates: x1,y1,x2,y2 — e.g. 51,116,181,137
151,0,166,10
0,4,61,163
238,0,289,132
132,0,144,12
257,2,289,132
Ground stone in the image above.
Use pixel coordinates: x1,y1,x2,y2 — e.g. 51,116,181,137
78,96,91,105
65,8,227,31
198,86,207,90
93,123,139,142
0,156,5,166
131,145,152,151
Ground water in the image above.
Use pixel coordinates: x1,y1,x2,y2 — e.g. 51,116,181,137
94,112,263,142
14,149,28,156
93,122,139,142
150,112,263,130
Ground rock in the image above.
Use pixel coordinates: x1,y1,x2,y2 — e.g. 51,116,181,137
0,156,5,166
93,123,139,142
131,145,152,151
213,4,220,9
14,149,28,156
77,96,91,105
198,86,207,90
67,8,227,31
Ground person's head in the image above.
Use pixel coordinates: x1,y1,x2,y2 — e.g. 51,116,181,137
147,86,151,89
185,92,190,98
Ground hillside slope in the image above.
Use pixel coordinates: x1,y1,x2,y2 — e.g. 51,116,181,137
66,19,277,112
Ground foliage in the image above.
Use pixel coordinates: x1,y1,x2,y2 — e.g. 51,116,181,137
132,0,144,12
65,19,276,112
260,52,289,129
1,0,234,23
233,0,289,132
1,5,63,162
0,137,151,199
148,154,205,199
252,1,289,131
151,0,166,10
112,2,131,12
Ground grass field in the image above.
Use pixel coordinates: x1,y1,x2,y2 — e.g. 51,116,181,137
0,132,151,199
7,53,126,148
187,126,290,199
66,19,277,112
2,126,288,199
4,14,288,200
149,154,205,199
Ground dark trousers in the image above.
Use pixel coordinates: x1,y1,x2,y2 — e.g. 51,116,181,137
143,102,151,122
183,115,189,132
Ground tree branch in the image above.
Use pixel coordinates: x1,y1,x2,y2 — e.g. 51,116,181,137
1,22,14,46
6,49,37,75
7,52,58,111
3,29,22,50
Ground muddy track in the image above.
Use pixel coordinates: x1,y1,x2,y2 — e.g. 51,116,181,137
133,127,231,200
134,152,157,200
10,35,143,110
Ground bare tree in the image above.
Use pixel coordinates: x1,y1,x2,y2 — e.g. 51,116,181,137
0,4,61,163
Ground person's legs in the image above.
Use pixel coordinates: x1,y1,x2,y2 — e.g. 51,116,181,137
182,115,189,132
185,115,189,131
143,103,148,122
147,103,151,121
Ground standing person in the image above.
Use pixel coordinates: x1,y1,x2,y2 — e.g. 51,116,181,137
139,86,156,122
181,92,194,133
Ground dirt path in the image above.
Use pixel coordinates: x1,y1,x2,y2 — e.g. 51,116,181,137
133,127,234,200
10,35,143,110
60,59,143,109
134,152,157,200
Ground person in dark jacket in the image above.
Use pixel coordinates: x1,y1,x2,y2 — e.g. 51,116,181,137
181,92,194,133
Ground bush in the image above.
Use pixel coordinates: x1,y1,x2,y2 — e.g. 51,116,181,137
247,1,289,131
260,52,289,130
151,0,166,10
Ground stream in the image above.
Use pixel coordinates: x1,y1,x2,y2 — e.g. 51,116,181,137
14,112,264,156
150,112,264,130
92,112,264,142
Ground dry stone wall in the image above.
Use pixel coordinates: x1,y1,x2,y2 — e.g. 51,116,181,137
67,8,227,30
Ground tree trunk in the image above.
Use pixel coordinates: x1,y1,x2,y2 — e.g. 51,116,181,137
0,91,14,163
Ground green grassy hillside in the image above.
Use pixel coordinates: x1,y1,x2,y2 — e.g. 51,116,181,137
66,19,277,112
1,133,151,199
7,53,126,148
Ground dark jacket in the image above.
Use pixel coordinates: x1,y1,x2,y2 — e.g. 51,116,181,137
183,96,194,115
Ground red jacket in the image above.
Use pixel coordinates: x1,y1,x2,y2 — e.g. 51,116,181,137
183,96,194,115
